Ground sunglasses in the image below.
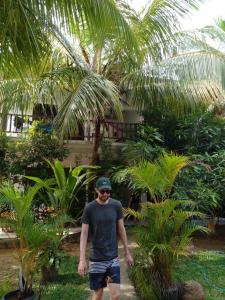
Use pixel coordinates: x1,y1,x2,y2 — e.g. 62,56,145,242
99,189,111,194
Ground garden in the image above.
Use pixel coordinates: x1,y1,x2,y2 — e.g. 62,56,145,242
0,1,225,300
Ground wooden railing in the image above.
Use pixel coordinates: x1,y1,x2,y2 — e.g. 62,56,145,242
0,113,139,142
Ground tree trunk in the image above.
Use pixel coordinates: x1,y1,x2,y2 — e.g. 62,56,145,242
0,112,8,131
208,217,216,234
91,117,101,165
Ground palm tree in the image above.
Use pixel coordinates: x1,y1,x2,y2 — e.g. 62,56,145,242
0,184,60,299
114,153,208,296
26,159,96,215
1,0,217,163
124,18,225,117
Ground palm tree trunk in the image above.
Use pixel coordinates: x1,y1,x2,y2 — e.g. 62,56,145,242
0,104,8,131
92,117,101,164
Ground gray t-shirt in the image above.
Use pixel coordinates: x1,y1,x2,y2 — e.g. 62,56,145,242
82,198,123,261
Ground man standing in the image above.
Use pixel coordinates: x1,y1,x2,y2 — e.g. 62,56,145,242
78,176,134,300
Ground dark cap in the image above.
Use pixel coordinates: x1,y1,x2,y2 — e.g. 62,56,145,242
95,177,112,190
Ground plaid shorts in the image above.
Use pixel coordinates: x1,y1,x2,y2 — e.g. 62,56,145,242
88,257,120,290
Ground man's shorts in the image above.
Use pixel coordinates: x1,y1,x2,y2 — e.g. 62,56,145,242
88,257,120,290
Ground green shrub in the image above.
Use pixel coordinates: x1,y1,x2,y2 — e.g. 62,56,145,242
121,124,164,163
174,112,225,154
6,129,68,177
173,151,225,217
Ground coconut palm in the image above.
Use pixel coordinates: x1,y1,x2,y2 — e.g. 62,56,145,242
0,0,137,70
0,0,207,164
124,19,225,117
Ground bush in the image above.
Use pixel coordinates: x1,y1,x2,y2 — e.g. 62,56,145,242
173,151,225,217
6,126,68,177
121,124,164,163
174,112,225,154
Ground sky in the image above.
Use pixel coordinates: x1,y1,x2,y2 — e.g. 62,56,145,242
129,0,225,30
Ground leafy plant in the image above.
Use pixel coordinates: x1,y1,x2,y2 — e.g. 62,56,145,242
6,126,68,177
121,124,164,163
115,153,208,297
173,151,225,218
0,183,60,299
25,160,96,282
174,112,225,154
26,160,96,216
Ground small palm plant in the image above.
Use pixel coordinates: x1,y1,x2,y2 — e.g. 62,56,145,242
26,159,96,216
0,184,59,299
26,160,96,282
115,153,208,298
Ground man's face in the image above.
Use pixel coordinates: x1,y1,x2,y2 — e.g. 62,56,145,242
96,188,111,202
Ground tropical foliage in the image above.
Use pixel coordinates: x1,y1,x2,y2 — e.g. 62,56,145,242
0,184,59,298
115,153,207,298
173,151,225,218
121,124,164,163
9,132,67,177
26,159,96,216
174,112,225,154
1,0,220,164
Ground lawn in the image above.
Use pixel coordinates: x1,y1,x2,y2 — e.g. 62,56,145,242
37,256,89,300
0,256,89,300
173,251,225,300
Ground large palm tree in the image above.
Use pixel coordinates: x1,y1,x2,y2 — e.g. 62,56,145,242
124,18,225,117
1,0,214,163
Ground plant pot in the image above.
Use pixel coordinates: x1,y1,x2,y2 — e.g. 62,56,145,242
164,286,178,300
2,290,35,300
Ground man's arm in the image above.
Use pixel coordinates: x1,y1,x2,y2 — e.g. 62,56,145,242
78,223,89,276
118,218,134,266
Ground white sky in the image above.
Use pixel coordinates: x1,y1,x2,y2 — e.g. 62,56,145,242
129,0,225,30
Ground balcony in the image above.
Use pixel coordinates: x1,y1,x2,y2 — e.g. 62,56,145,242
0,113,138,142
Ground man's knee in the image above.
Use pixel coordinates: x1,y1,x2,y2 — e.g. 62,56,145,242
109,285,120,300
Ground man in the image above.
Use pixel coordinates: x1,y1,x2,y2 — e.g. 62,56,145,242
78,176,134,300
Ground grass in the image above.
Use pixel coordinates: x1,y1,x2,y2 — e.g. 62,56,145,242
0,256,89,300
173,251,225,300
0,280,13,298
36,256,89,300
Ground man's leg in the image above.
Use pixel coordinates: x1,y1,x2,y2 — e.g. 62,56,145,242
108,283,120,300
92,288,103,300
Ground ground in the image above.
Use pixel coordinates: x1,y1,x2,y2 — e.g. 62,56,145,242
0,225,225,298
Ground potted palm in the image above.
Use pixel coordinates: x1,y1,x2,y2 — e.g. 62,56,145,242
0,183,57,300
115,153,208,299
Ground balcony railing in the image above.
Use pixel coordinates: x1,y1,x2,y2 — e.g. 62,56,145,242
0,113,138,142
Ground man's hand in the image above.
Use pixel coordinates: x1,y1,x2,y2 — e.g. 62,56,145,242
78,260,87,277
125,252,134,267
